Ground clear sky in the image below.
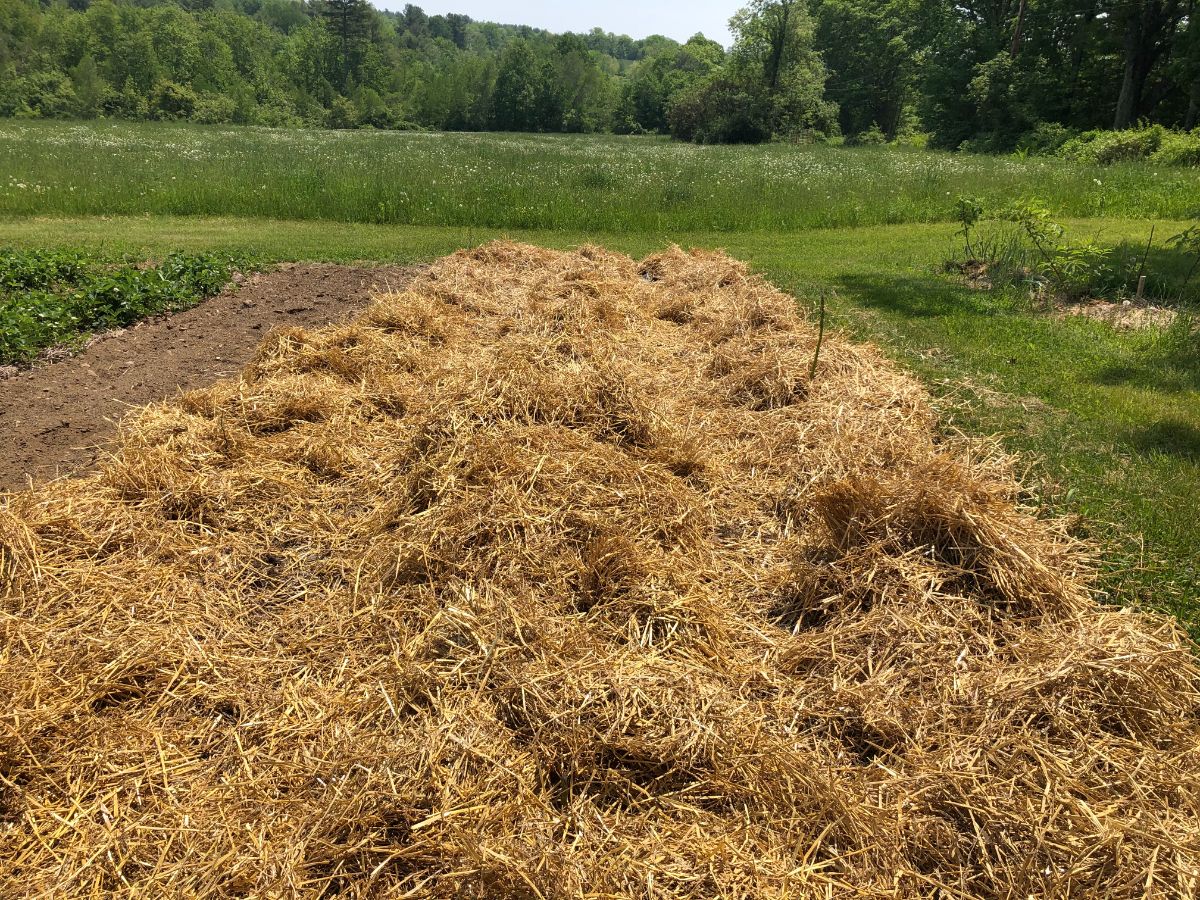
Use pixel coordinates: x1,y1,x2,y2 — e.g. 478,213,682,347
380,1,737,47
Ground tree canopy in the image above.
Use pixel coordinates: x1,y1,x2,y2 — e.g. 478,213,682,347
0,0,1196,150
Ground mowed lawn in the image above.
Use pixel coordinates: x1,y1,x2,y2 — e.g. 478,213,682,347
1,125,1197,634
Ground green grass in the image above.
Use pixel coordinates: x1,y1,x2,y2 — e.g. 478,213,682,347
3,121,1200,231
2,213,1196,633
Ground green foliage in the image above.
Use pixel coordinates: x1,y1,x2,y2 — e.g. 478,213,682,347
1060,126,1169,166
953,195,983,258
1060,125,1200,169
814,0,923,140
0,249,239,364
668,77,770,144
1168,224,1200,293
0,0,665,138
0,0,1196,147
1015,122,1077,156
1054,125,1200,169
1152,130,1200,167
614,35,723,135
326,95,360,129
70,55,105,119
666,0,836,144
3,122,1199,232
947,197,1154,300
849,124,887,146
150,81,198,121
191,94,238,126
1003,199,1116,298
492,40,547,132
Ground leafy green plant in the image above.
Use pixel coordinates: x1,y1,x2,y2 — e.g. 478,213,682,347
1168,225,1200,296
0,248,88,291
1015,122,1077,156
1152,130,1200,168
0,249,243,364
1059,126,1168,166
954,195,984,260
947,197,1122,300
1006,199,1115,298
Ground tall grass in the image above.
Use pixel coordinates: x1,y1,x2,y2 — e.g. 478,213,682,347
2,121,1198,232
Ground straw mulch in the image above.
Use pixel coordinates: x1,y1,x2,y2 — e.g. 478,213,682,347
1,242,1198,898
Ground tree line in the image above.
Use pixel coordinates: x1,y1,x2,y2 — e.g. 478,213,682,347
1,0,1197,150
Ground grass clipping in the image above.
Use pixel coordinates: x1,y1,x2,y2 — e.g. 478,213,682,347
2,242,1198,898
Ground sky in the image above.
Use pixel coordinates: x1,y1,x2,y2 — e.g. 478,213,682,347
381,1,737,47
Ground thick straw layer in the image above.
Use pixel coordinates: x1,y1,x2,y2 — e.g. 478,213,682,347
1,242,1197,898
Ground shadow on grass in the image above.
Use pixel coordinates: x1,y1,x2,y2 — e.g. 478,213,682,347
1107,240,1200,306
1127,418,1200,461
834,273,1002,319
1091,316,1200,394
1094,361,1200,393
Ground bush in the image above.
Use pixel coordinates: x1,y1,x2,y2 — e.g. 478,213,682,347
848,124,887,146
668,77,770,144
1016,122,1077,155
6,71,78,119
254,102,301,128
1059,125,1167,165
150,81,198,121
1151,130,1200,167
895,131,930,149
191,94,237,125
326,96,360,130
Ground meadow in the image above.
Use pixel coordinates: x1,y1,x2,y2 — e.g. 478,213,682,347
0,122,1197,632
3,120,1200,230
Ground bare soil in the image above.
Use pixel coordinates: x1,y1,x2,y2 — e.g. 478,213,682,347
0,264,411,492
955,261,1182,329
1058,297,1179,329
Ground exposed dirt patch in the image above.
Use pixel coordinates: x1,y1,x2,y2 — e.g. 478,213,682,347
952,261,1183,330
1058,297,1179,329
0,264,412,491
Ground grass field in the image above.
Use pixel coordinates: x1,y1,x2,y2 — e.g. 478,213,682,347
0,123,1197,633
3,121,1200,230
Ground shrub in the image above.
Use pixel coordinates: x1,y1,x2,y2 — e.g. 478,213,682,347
848,124,887,146
667,77,770,144
191,94,237,125
1059,125,1166,165
7,71,78,119
1016,122,1077,156
255,101,302,128
326,96,360,130
150,81,198,121
1151,130,1200,167
895,130,930,149
947,198,1126,300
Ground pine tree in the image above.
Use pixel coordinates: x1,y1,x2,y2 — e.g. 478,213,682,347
70,54,105,119
321,0,374,89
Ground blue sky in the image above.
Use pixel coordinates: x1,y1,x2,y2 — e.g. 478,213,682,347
382,1,737,46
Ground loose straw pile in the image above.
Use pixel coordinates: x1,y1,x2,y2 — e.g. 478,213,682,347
1,242,1197,898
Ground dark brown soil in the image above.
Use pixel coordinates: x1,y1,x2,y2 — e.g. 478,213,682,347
0,264,412,492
